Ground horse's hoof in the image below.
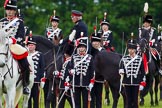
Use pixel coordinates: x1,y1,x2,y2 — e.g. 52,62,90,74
139,99,144,106
139,102,144,106
155,101,159,106
150,102,154,106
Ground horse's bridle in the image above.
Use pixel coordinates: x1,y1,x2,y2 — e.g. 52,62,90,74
0,41,14,79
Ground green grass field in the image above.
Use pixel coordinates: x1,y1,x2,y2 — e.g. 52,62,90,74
16,88,162,108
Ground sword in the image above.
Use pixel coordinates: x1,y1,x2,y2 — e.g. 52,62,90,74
56,90,66,108
70,89,75,108
87,90,91,108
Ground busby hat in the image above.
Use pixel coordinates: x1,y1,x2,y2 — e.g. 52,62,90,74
64,43,74,56
143,14,153,24
78,37,88,48
127,39,137,49
50,10,60,22
51,16,60,22
4,0,17,10
27,36,36,45
71,10,82,17
101,12,110,26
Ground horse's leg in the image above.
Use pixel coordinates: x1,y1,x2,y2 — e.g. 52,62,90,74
0,96,3,108
160,76,162,100
149,78,154,106
109,82,120,108
104,81,110,106
154,74,160,105
5,87,16,108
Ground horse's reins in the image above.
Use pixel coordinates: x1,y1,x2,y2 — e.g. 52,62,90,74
0,44,14,80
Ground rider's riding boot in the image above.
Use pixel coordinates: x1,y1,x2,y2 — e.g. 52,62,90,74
18,58,30,95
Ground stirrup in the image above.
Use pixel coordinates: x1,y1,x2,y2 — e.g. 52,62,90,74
23,87,30,95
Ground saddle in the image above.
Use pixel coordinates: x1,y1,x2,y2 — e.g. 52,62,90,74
9,44,28,60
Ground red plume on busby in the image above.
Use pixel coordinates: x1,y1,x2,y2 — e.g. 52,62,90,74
4,0,17,10
50,10,60,22
101,12,110,26
26,31,36,45
91,26,101,42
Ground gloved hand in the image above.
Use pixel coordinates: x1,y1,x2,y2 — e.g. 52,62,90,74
69,30,76,42
40,77,46,88
139,81,146,91
139,85,144,91
69,69,75,75
88,78,95,91
53,71,63,79
119,69,124,75
88,83,94,91
149,39,155,46
64,82,70,92
59,39,63,45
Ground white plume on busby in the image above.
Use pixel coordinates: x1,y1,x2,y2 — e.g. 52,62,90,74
101,12,110,26
50,10,60,22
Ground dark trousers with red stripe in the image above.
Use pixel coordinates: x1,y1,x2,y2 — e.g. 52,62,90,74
125,85,139,108
28,83,40,108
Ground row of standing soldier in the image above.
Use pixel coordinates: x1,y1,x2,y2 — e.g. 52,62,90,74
1,0,162,108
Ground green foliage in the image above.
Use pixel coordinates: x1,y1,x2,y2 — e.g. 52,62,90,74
0,0,162,53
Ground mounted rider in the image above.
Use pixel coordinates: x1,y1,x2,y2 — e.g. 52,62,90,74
0,0,31,95
100,12,114,52
138,2,161,74
46,10,63,45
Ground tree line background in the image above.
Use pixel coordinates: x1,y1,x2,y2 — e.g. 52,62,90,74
0,0,162,53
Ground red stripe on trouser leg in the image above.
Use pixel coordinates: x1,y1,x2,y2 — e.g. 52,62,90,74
142,53,148,74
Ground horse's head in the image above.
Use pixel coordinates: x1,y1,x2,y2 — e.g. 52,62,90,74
0,36,10,67
138,38,149,53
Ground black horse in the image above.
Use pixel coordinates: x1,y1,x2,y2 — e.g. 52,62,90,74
94,50,127,108
138,38,160,106
32,36,64,108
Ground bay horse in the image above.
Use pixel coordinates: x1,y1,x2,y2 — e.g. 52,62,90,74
0,34,34,108
138,38,160,106
94,50,127,108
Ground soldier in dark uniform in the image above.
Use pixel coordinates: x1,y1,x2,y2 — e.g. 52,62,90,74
69,37,95,108
138,14,161,74
100,12,114,52
26,37,45,108
54,43,74,108
46,11,63,45
119,38,146,108
0,0,31,94
60,10,88,44
90,31,105,108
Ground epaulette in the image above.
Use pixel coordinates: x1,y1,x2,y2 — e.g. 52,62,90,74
138,27,142,30
46,27,52,30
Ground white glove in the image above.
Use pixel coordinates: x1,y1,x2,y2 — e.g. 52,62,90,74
59,39,63,44
158,36,162,41
69,30,76,41
88,83,94,91
54,71,59,76
139,85,144,91
64,82,70,92
119,69,124,75
40,77,46,88
69,69,75,75
149,39,155,46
